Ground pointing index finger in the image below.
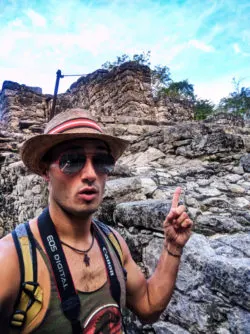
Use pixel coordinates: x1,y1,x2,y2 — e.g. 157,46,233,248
171,187,182,209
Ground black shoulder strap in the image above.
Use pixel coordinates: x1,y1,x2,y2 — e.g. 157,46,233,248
37,208,82,334
92,223,121,308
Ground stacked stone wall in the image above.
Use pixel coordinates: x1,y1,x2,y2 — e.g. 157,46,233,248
0,63,249,333
0,81,49,134
53,62,193,140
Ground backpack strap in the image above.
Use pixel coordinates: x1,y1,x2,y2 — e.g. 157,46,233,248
92,223,122,308
93,220,124,267
10,223,43,330
93,220,127,307
93,220,127,333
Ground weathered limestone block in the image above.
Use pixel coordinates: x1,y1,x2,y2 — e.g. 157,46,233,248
105,177,144,201
195,214,249,236
2,81,42,95
152,322,191,334
205,112,245,127
240,154,250,172
114,200,171,231
98,176,159,225
121,147,166,167
176,130,244,157
143,233,250,334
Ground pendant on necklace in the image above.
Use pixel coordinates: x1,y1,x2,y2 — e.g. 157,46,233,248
84,253,90,266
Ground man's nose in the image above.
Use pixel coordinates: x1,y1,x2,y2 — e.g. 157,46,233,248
80,157,97,182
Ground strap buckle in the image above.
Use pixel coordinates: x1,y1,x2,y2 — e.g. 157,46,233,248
10,310,26,328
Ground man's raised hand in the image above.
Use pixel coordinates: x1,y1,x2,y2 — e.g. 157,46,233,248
163,187,193,252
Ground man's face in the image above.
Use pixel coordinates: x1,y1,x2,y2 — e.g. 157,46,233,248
45,139,113,219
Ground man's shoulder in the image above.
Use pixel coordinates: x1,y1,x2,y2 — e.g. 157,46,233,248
0,223,29,262
0,232,20,314
0,232,16,256
0,232,20,277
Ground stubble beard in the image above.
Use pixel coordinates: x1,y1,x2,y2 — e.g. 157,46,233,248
61,201,99,220
50,191,100,220
50,183,104,220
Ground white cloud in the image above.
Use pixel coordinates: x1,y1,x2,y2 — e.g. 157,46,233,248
0,36,15,56
11,18,24,28
188,39,215,53
242,29,250,43
54,15,66,28
0,30,32,58
232,43,250,57
194,77,235,104
150,41,188,66
72,24,112,55
233,43,241,54
25,9,47,27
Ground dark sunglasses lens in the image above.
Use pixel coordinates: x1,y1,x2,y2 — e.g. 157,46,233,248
93,154,115,174
59,153,86,174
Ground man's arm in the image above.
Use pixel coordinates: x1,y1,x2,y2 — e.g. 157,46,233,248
116,187,193,323
0,234,21,330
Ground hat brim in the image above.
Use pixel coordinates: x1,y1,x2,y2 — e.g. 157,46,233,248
21,132,129,176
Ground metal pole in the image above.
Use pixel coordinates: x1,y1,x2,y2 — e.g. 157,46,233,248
50,69,64,120
49,70,85,121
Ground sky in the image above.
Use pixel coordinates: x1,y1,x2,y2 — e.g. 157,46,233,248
0,0,250,104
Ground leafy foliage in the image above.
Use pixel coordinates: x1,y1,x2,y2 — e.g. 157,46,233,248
151,65,172,93
218,78,250,118
194,99,215,120
102,51,171,94
160,79,195,101
161,81,215,120
102,51,151,70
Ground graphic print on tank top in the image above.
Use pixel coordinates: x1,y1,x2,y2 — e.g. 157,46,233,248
83,303,122,333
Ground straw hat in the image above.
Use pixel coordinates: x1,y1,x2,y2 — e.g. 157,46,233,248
21,108,129,176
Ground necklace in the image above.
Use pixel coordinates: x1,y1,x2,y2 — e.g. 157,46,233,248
61,231,95,267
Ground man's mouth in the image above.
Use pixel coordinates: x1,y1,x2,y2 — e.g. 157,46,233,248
78,187,98,201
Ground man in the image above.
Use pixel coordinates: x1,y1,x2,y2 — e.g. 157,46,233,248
0,108,193,333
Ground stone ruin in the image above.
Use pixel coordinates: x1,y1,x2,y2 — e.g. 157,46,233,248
0,62,249,333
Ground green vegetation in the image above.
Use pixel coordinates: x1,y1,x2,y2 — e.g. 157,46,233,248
102,53,250,120
194,99,215,120
218,78,250,118
160,80,195,101
102,51,151,70
102,51,171,95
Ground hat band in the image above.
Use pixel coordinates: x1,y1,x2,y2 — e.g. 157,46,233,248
48,118,103,134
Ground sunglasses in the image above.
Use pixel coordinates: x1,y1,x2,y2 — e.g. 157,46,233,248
51,150,115,175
